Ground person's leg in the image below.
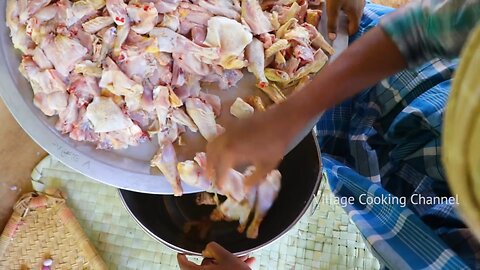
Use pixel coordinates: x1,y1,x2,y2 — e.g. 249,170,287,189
317,3,395,161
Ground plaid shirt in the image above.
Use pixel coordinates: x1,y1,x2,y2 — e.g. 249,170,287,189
380,0,480,68
318,3,480,269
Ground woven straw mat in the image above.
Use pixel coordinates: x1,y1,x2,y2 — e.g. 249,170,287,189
28,156,380,269
0,190,107,269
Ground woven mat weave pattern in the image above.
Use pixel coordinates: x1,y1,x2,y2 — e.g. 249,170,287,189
0,192,106,269
31,156,380,269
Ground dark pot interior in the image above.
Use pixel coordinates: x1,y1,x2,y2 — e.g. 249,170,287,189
119,132,322,255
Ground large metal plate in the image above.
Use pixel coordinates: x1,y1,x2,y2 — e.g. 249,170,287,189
0,1,347,194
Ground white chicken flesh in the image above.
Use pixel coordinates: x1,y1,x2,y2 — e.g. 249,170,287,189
8,0,330,232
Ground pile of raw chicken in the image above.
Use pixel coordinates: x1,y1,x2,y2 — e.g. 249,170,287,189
6,0,332,238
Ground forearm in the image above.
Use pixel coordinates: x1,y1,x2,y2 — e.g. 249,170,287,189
282,27,406,136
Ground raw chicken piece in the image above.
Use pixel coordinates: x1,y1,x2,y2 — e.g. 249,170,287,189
19,0,51,24
216,169,248,202
284,25,311,47
160,13,180,31
152,85,170,126
150,27,219,63
93,27,116,62
97,124,145,149
99,57,144,98
19,57,67,95
285,57,301,76
171,61,185,87
306,9,321,27
230,97,254,119
74,60,103,77
194,152,207,169
204,16,252,69
32,47,53,69
257,83,286,104
8,23,35,55
177,160,211,189
301,23,334,55
34,4,58,22
56,93,79,133
84,0,107,10
197,0,240,20
118,45,160,82
151,143,183,196
246,170,281,239
265,39,290,58
171,108,198,132
274,51,286,66
85,96,134,132
293,45,314,62
258,33,275,49
127,3,158,34
152,86,182,145
211,187,256,233
159,119,181,146
41,34,88,77
106,0,128,25
68,73,100,105
245,96,266,112
281,0,308,24
6,0,20,30
82,16,114,33
293,49,328,80
113,21,130,56
185,98,221,142
276,17,297,38
261,0,296,9
198,92,221,117
141,0,180,13
203,69,244,90
70,107,99,142
173,53,212,77
174,74,202,100
33,91,69,116
241,0,274,35
73,27,96,54
177,2,212,35
265,68,290,84
57,0,97,27
191,26,207,45
246,38,268,86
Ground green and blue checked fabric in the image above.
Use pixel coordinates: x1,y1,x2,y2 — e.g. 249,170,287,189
318,2,480,269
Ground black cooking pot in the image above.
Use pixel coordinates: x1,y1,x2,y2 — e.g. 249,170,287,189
119,132,322,255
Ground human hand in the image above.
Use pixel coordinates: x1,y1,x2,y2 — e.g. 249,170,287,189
206,103,306,190
177,242,255,270
326,0,366,39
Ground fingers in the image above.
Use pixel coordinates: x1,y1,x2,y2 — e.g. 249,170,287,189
326,0,340,40
244,162,277,187
244,257,256,267
344,1,363,35
238,255,256,267
201,258,215,266
202,242,233,262
177,254,200,270
206,141,219,181
206,135,236,192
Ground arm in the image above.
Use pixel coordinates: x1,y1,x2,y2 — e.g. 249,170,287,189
207,27,406,187
283,27,406,151
207,0,480,188
282,0,480,151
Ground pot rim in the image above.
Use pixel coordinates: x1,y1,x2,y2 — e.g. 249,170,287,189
118,131,323,256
